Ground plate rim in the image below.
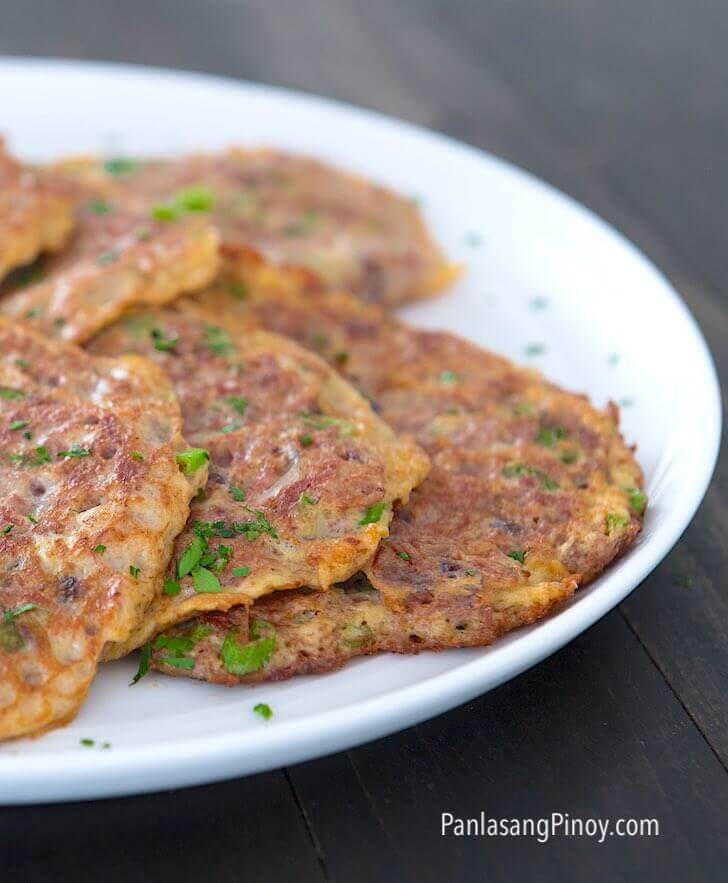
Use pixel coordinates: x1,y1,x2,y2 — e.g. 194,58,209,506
0,56,721,804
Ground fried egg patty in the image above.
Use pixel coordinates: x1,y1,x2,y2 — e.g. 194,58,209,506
0,319,203,740
57,148,457,307
0,158,219,343
148,276,644,684
0,142,73,283
87,299,429,653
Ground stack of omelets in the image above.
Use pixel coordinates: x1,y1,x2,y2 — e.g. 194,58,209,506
0,143,645,739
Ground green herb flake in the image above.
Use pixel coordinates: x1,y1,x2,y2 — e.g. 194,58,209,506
624,487,647,515
229,486,246,502
535,426,567,447
131,450,144,462
178,534,206,577
80,738,95,747
560,449,579,464
605,513,630,535
203,325,233,356
439,370,460,384
396,550,411,561
359,501,386,526
0,387,26,400
163,578,181,596
150,328,179,352
220,631,275,675
192,566,221,594
507,550,526,564
96,249,118,266
151,203,180,221
129,565,140,579
2,602,36,623
9,420,30,431
299,433,313,447
174,185,215,212
228,282,248,300
298,492,317,508
160,655,195,670
253,703,273,720
87,199,112,215
226,396,248,415
57,445,92,459
103,157,138,175
176,447,209,474
130,642,151,685
221,422,240,434
26,514,38,525
92,544,106,554
2,525,14,535
232,565,251,578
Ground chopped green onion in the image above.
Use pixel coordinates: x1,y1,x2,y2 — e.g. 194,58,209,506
176,448,209,474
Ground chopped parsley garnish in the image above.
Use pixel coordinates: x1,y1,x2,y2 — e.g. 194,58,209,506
226,396,248,415
221,422,240,434
283,210,318,237
9,420,30,431
87,199,112,215
92,544,106,554
178,534,205,577
14,359,29,369
233,508,278,541
192,566,221,594
464,568,478,577
57,445,92,459
2,525,14,535
535,426,568,447
560,449,579,464
103,157,138,175
624,487,647,515
439,370,459,384
359,501,386,526
163,578,181,596
160,655,195,670
395,550,411,561
26,514,38,525
80,738,95,747
232,565,251,578
176,447,209,474
229,486,246,502
300,413,354,436
502,462,558,490
2,602,36,623
253,703,273,720
298,492,317,508
507,550,526,564
228,282,248,300
34,446,51,465
131,450,144,461
299,433,313,447
150,328,179,352
130,642,151,685
220,630,275,675
153,634,196,670
0,387,26,400
203,325,233,355
333,350,349,364
605,513,630,534
129,565,140,579
174,185,215,212
96,249,118,266
151,203,180,221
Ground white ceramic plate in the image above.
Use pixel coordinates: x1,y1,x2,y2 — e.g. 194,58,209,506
0,59,720,805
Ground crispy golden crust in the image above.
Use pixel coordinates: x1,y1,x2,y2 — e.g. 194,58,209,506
0,159,219,343
0,319,202,740
148,277,644,684
63,148,458,307
87,300,429,653
0,142,73,283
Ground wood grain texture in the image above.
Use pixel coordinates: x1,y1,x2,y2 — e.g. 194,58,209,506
1,1,726,880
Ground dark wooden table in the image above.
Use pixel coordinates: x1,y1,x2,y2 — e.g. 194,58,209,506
2,2,726,880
